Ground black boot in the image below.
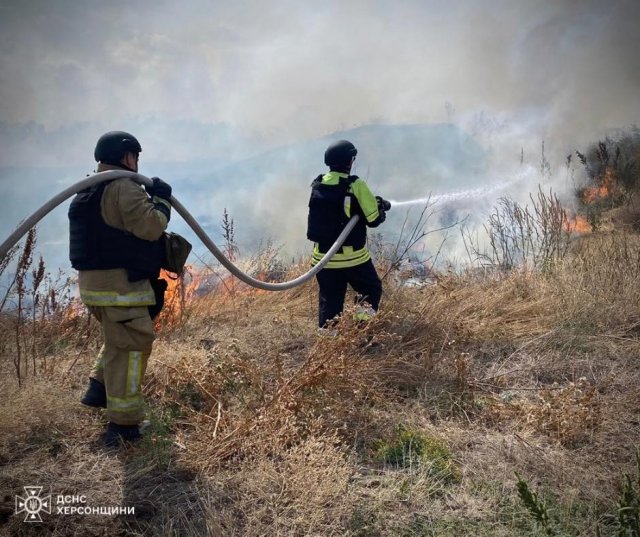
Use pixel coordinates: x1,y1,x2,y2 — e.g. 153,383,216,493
104,422,142,447
80,378,107,408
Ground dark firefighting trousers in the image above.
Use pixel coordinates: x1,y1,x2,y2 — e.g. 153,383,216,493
315,259,382,328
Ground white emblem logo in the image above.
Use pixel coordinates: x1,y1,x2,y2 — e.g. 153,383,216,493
15,486,52,522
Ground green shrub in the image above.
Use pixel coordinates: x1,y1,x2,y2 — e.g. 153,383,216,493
374,426,461,482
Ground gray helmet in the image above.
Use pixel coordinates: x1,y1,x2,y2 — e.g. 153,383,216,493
94,131,142,163
324,140,357,169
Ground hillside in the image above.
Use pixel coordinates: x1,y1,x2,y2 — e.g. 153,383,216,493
1,131,640,535
176,123,488,253
0,122,488,270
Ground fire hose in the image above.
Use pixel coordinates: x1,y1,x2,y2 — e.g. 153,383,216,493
0,170,366,291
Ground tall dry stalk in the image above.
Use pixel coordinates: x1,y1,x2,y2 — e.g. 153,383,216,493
13,228,36,385
463,186,571,271
372,201,461,282
30,255,45,375
221,207,238,297
221,207,238,262
0,245,19,312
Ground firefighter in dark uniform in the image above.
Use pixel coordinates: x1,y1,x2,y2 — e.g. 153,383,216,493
307,140,390,329
69,131,172,446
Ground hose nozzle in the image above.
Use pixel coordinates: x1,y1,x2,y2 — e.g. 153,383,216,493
376,196,391,212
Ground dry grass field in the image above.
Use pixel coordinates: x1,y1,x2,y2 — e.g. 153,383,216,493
1,224,640,536
2,134,640,535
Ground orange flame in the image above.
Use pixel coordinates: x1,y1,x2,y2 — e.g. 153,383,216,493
581,167,615,204
564,215,590,234
155,265,206,328
62,296,85,321
154,264,277,328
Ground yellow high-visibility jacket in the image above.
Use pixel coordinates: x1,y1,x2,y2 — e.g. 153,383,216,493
310,171,381,269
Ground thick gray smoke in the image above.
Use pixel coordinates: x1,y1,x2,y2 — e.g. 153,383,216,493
0,0,639,269
1,0,639,163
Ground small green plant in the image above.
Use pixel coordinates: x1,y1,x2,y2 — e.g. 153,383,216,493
134,406,178,469
374,426,461,482
599,447,640,536
349,504,379,537
617,474,640,536
515,473,560,536
178,381,206,411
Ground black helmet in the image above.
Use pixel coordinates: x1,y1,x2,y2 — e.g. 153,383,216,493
324,140,357,169
94,131,142,163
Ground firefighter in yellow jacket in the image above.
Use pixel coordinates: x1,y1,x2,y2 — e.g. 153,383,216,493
307,140,390,328
69,131,171,446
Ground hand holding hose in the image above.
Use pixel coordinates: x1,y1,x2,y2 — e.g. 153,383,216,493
145,177,172,200
376,196,391,212
146,177,172,220
368,195,390,226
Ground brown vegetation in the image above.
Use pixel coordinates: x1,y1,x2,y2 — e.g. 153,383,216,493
2,135,640,534
0,224,639,535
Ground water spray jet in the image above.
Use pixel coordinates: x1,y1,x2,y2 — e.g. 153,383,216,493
388,176,526,208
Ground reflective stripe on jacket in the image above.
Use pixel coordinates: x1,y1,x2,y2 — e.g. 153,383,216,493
311,243,371,268
79,286,156,307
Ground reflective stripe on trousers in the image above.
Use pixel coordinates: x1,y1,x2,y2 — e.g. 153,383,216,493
86,306,154,425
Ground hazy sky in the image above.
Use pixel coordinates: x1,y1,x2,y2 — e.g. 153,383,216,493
1,0,640,268
1,0,639,165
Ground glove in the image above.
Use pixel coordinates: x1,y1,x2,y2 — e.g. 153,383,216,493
146,177,172,221
376,195,391,212
368,197,387,228
146,177,172,200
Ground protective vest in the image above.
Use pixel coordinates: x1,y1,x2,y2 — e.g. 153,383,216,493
69,181,164,281
307,174,367,252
